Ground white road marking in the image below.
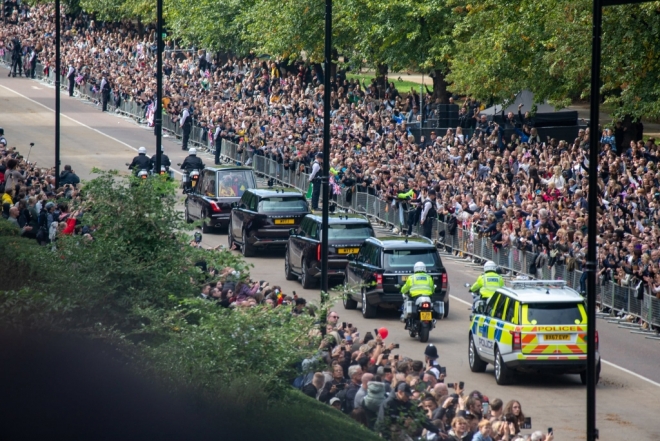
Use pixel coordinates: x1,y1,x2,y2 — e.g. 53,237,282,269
31,86,42,90
602,360,660,388
0,84,182,175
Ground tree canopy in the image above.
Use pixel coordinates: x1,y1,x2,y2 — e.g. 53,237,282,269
42,0,660,119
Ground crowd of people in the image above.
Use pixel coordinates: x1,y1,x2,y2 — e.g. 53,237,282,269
295,320,551,441
2,2,658,320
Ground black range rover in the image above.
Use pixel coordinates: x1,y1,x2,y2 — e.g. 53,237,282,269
344,236,450,319
284,213,374,289
184,166,257,232
228,187,310,257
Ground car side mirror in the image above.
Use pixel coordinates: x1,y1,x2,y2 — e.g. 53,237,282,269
289,228,296,236
464,283,471,288
231,202,238,208
346,253,355,262
474,299,486,314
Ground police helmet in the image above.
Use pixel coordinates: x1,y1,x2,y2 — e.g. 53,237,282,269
189,148,197,155
414,261,427,273
138,146,147,154
424,344,438,359
484,260,498,273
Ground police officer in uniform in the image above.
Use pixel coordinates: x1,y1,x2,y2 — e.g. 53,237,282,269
100,71,111,112
66,64,76,97
180,101,192,150
420,188,437,240
128,147,151,175
469,260,505,310
181,148,205,191
400,261,435,321
149,146,171,173
213,118,223,165
9,35,22,77
309,152,323,211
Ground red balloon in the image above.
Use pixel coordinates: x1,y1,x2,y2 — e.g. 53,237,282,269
378,327,389,340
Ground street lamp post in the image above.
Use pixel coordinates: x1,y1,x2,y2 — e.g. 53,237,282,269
320,0,332,296
54,0,60,188
154,0,163,171
586,1,649,439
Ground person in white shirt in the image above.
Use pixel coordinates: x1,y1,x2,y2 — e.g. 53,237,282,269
309,152,323,211
66,64,76,96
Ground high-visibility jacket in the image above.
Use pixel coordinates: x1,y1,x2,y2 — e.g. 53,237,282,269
401,272,435,298
470,271,505,299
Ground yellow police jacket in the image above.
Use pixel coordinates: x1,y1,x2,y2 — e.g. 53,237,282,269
470,271,504,299
401,272,434,297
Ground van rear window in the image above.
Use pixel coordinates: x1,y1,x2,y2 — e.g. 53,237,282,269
525,302,585,325
259,197,308,213
383,249,442,271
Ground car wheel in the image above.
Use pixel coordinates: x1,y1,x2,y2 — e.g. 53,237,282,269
201,212,213,234
443,301,449,318
361,289,377,319
494,347,512,385
419,323,431,343
301,259,315,289
184,203,193,224
580,360,601,385
469,335,488,373
242,229,255,257
284,248,297,281
343,284,358,310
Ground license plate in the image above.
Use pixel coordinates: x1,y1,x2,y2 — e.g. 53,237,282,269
401,275,409,281
338,248,360,255
274,219,295,225
420,311,432,321
544,334,570,341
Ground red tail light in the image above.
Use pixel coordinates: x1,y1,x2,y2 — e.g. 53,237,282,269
422,302,431,309
375,273,383,288
595,330,599,351
210,201,221,213
511,331,522,351
317,244,321,261
441,273,448,290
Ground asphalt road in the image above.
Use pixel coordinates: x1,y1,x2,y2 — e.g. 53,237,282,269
2,65,660,441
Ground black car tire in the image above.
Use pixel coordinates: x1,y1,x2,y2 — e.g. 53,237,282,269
184,203,193,224
580,360,601,385
242,229,255,257
228,220,235,249
301,259,316,289
361,289,378,319
469,335,488,373
343,285,358,310
419,323,431,343
494,347,512,385
443,300,449,318
284,248,297,281
202,212,213,234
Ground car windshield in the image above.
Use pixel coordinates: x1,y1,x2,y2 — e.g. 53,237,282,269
383,249,441,271
525,302,585,325
326,224,374,240
217,170,255,197
259,197,308,213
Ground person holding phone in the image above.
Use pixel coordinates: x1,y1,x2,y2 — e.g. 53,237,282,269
318,364,347,404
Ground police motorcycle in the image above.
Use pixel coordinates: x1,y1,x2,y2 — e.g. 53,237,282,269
402,262,440,343
179,167,200,192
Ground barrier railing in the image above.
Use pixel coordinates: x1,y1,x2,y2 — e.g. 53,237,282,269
4,53,657,330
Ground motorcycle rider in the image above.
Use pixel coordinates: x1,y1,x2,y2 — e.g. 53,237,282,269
149,146,171,173
400,261,435,322
181,148,204,190
469,260,504,310
128,147,151,175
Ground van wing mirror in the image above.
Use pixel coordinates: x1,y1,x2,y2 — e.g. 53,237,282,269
289,228,296,236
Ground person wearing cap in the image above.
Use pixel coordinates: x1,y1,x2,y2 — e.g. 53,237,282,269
420,188,437,240
309,152,323,211
376,381,439,439
329,397,342,411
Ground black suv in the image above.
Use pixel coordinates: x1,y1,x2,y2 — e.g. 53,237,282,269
184,166,257,232
285,214,375,289
228,187,310,257
344,236,450,319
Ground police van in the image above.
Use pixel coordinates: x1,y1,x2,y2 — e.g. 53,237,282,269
468,280,600,385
